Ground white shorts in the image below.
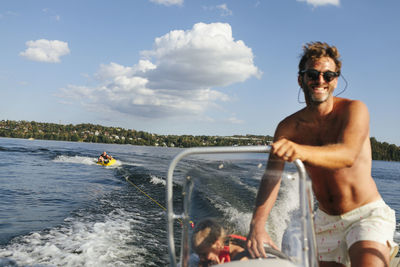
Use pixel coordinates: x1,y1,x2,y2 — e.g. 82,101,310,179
315,199,398,265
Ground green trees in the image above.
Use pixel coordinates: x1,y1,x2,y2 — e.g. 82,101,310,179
1,120,399,162
370,137,400,161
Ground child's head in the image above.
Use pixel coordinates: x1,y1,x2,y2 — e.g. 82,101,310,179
192,218,225,263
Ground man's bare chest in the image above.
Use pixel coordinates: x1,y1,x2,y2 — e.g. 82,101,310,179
291,120,343,146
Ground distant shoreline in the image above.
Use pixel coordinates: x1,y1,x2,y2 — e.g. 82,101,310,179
1,120,399,162
0,119,273,148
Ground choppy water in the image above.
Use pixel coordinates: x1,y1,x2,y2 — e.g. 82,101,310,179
0,137,399,266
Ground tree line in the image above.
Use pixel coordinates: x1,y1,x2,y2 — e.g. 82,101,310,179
0,120,272,148
1,120,399,162
370,137,400,162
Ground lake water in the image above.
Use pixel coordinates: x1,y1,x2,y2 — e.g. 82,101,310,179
0,137,399,266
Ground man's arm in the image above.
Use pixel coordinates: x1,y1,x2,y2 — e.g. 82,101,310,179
247,121,289,258
247,155,284,258
273,100,370,169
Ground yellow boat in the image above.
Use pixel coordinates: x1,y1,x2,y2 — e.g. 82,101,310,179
96,158,116,166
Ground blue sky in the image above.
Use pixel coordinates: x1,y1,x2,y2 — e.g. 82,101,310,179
1,0,399,145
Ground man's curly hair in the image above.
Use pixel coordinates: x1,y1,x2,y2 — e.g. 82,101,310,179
298,41,342,74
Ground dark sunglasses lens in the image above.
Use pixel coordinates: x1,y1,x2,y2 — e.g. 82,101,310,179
305,70,338,82
306,70,319,80
323,71,338,82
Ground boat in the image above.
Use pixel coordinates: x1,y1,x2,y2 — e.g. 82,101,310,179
165,145,400,267
96,158,116,166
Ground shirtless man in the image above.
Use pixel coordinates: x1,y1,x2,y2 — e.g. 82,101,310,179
247,42,397,267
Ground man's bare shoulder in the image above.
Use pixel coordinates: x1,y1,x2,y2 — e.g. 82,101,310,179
334,97,368,111
274,98,369,139
333,98,370,123
275,109,306,138
279,107,308,125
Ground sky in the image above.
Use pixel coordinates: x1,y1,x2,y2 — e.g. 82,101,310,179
1,0,399,146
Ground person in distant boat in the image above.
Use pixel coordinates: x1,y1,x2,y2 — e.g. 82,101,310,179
98,151,112,163
192,218,249,266
247,42,398,267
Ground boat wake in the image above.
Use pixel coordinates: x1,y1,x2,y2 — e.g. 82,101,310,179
0,207,153,267
149,174,166,186
53,155,123,168
53,155,98,165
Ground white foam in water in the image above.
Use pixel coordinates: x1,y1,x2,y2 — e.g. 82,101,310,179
229,173,259,195
149,174,166,186
53,155,98,165
222,206,252,235
210,171,300,249
264,172,300,249
213,171,300,249
0,209,148,266
53,155,123,168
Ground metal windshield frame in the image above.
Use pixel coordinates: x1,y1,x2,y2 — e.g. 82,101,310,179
166,145,317,267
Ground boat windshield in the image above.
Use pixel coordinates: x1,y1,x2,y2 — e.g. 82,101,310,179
166,146,318,267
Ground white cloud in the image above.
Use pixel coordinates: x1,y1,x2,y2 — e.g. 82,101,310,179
297,0,340,7
203,4,233,17
58,22,261,120
149,0,183,6
20,39,70,63
217,4,233,16
141,22,261,90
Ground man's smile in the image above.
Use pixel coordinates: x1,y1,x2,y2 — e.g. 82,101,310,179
312,85,328,93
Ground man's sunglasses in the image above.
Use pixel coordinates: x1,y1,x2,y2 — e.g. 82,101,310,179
300,69,340,82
